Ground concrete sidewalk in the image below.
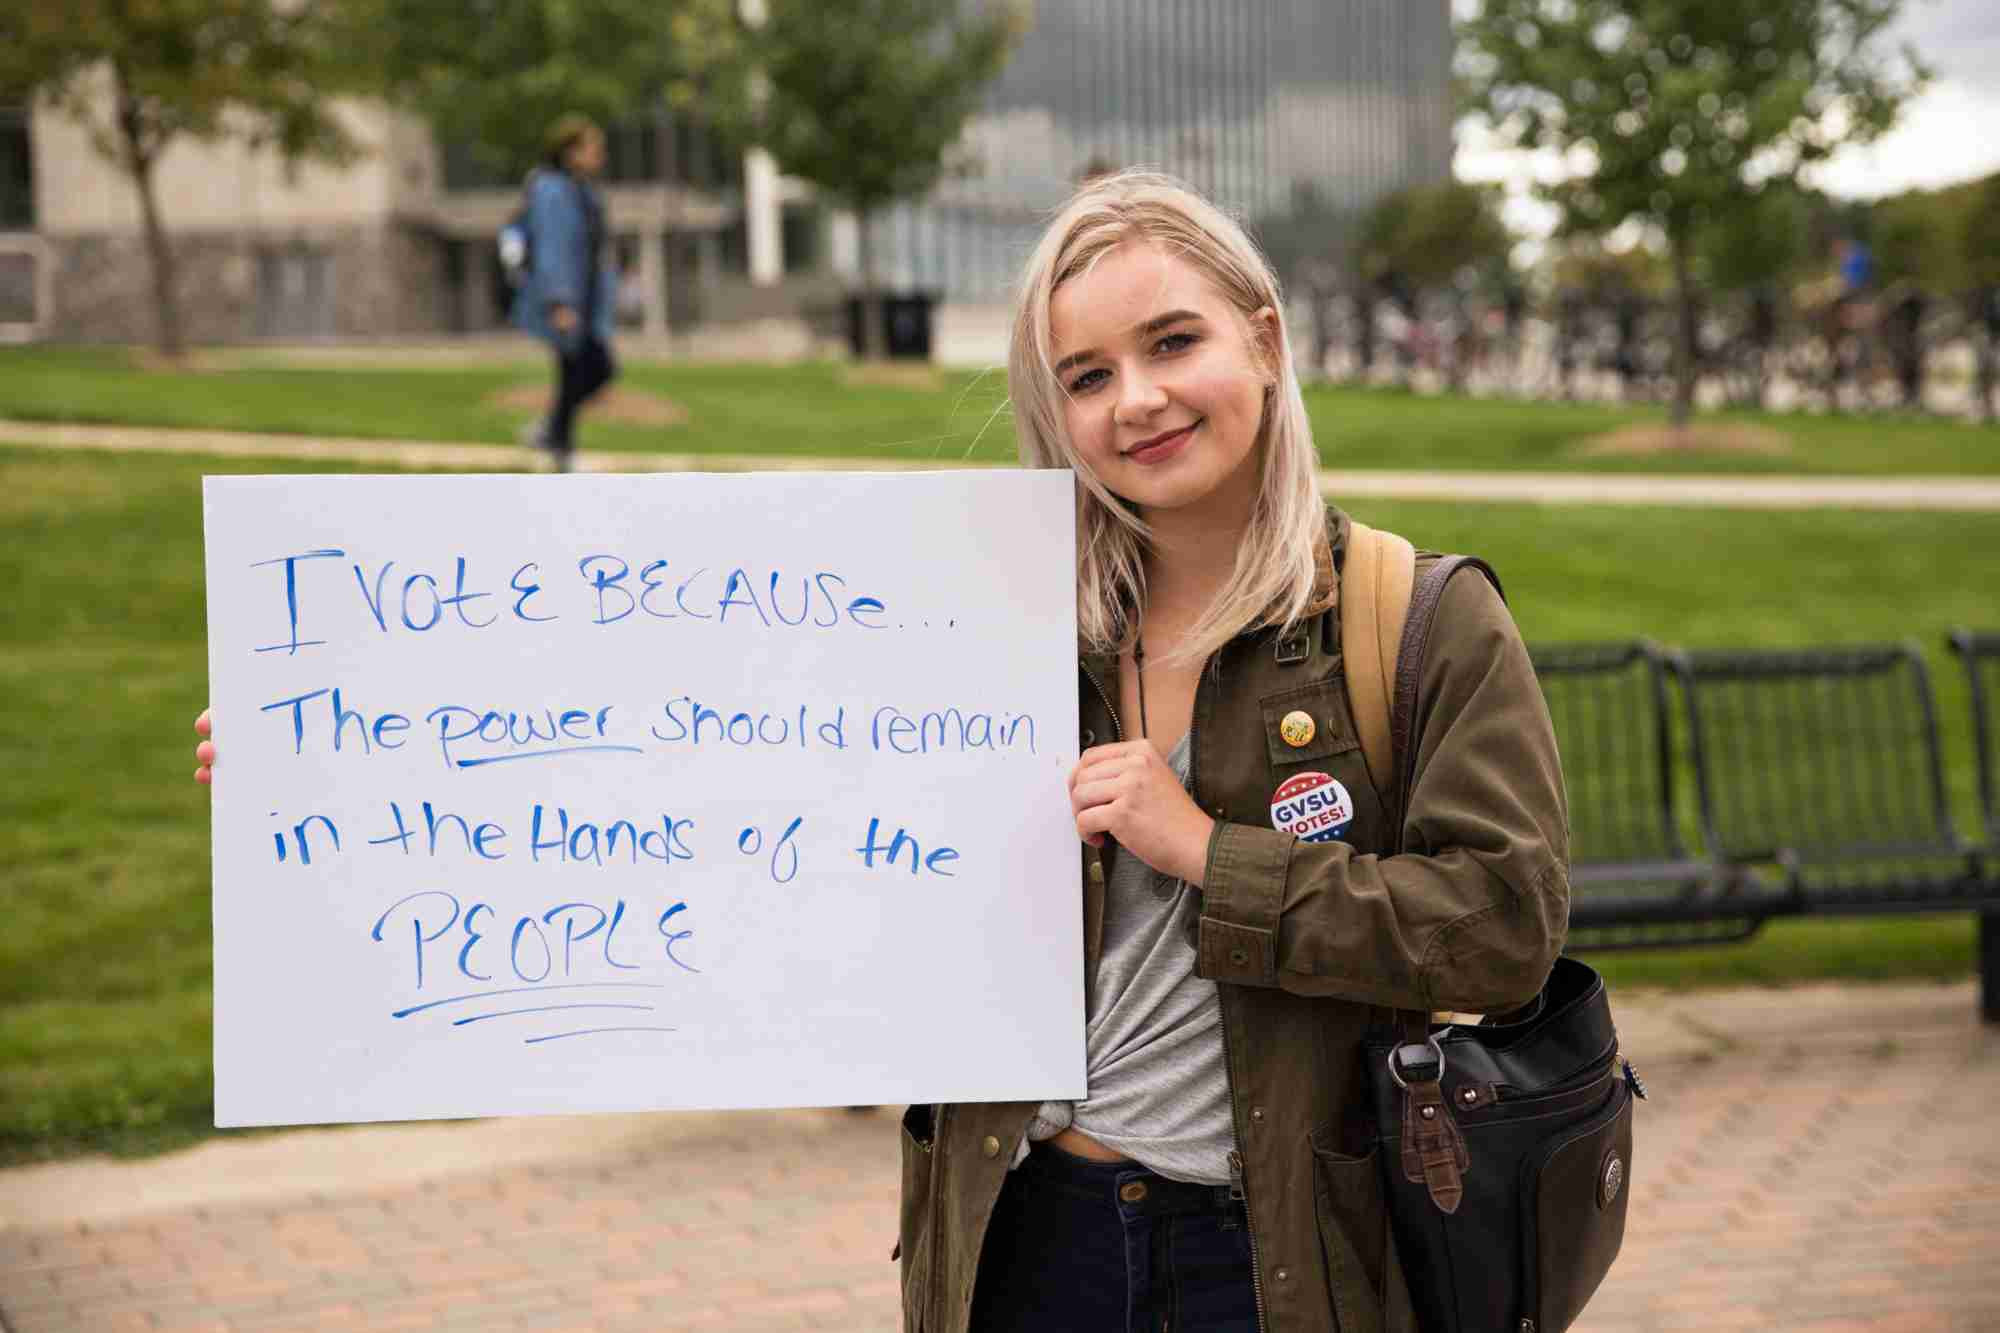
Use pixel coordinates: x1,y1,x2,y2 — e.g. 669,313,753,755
10,418,2000,510
1,980,1995,1332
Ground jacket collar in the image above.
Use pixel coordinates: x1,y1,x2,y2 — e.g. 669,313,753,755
1077,506,1345,675
1296,505,1343,623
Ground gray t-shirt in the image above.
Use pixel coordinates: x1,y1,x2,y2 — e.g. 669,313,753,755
1024,734,1234,1185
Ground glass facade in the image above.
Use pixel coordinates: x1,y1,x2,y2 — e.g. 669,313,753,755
440,114,741,192
0,107,32,231
867,0,1454,300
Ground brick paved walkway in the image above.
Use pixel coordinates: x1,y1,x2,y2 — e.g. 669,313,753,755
1,980,1995,1332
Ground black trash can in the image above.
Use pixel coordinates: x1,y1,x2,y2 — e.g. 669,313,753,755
845,290,940,361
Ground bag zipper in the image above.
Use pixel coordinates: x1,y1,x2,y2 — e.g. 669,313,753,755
1486,1042,1620,1102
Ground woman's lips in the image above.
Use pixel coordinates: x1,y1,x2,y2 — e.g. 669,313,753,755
1125,421,1199,465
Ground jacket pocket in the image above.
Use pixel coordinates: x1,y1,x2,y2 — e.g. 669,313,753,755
1311,1132,1395,1333
1522,1077,1633,1332
898,1104,936,1330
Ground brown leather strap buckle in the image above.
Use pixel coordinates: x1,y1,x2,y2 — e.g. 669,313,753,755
1390,1034,1471,1214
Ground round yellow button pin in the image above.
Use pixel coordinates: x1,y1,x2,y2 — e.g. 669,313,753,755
1280,710,1316,747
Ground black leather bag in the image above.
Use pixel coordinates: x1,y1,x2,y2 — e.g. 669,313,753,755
1368,555,1645,1333
1367,960,1639,1333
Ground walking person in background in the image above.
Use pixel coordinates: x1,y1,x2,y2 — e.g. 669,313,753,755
514,114,618,473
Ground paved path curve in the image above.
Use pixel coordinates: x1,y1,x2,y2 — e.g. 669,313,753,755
2,982,1995,1332
10,418,2000,511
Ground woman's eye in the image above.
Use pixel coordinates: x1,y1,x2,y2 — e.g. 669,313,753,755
1068,367,1109,394
1154,331,1198,355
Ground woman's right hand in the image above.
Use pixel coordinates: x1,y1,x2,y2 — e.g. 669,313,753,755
194,709,216,785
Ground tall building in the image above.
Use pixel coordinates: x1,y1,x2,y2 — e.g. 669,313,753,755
873,0,1456,300
1,1,1452,345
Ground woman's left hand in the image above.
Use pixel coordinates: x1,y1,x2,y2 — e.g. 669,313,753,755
1070,741,1216,885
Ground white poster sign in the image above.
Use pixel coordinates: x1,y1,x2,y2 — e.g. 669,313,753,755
203,471,1082,1127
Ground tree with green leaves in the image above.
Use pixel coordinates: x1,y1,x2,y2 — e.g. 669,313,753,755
748,0,1025,356
1353,180,1513,293
1348,181,1514,389
1964,174,2000,292
1458,0,1928,428
1694,183,1815,295
0,0,374,356
353,0,746,182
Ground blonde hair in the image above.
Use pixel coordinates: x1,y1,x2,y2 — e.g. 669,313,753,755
1008,170,1324,662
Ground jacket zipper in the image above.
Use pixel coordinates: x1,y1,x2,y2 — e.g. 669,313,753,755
1081,659,1124,745
1190,648,1270,1333
1227,1145,1270,1332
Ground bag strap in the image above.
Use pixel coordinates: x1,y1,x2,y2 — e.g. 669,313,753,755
1388,555,1504,850
1340,533,1502,1038
1339,520,1416,799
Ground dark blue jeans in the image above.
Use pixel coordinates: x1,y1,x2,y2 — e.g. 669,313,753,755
970,1145,1261,1333
546,332,616,466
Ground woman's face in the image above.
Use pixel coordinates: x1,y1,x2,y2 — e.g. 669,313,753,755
567,129,607,177
1047,239,1275,522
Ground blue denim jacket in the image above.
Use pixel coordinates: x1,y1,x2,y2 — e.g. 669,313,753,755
510,169,617,350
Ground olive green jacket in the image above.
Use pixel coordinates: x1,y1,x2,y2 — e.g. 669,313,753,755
897,507,1570,1333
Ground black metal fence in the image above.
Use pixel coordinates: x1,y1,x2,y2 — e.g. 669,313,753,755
1305,283,2000,422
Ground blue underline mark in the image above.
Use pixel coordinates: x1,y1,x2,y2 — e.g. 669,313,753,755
453,1003,656,1027
524,1026,679,1044
455,745,646,769
392,982,664,1019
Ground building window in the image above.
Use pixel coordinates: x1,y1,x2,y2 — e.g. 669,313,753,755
0,249,37,325
256,247,336,338
439,112,735,193
718,214,749,276
781,204,820,274
604,121,661,185
440,139,522,193
0,107,32,231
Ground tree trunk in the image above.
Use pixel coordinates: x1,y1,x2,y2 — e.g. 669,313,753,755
133,156,181,358
1669,235,1696,432
114,65,181,359
1978,291,1998,426
856,210,886,361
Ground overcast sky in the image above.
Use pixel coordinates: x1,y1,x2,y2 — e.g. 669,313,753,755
1804,0,2000,198
1454,0,2000,236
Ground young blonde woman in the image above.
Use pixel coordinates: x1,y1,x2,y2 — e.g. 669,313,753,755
895,171,1568,1332
195,169,1567,1333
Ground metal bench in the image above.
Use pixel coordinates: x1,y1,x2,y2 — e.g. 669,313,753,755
1948,629,2000,1020
1529,642,1771,949
1522,639,1994,1017
1669,644,1985,912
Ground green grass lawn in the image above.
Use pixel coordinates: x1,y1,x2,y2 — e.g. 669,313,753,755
0,443,1990,1164
5,343,2000,474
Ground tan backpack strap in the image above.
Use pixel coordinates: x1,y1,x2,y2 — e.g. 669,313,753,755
1340,519,1417,797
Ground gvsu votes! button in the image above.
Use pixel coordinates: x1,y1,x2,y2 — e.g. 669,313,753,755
1269,771,1354,843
